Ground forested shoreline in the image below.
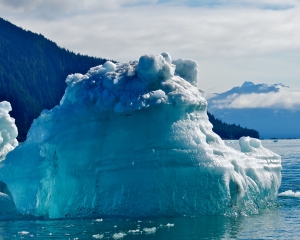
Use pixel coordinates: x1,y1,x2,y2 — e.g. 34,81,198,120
0,17,108,141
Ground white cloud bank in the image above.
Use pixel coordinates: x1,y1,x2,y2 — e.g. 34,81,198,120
1,0,300,92
210,88,300,110
1,0,300,59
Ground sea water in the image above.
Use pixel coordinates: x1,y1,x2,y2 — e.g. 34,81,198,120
0,139,299,239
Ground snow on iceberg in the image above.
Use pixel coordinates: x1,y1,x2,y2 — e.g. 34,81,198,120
0,101,18,161
0,101,18,214
0,53,281,218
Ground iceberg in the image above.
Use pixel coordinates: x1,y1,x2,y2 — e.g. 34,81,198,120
0,101,18,214
0,53,281,219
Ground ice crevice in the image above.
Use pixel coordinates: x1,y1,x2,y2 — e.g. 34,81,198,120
0,52,281,218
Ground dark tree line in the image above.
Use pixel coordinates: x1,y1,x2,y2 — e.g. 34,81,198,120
0,17,260,141
207,112,259,139
0,17,108,141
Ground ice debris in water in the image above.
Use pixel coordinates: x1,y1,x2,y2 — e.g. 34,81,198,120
166,223,174,227
92,234,104,239
143,227,157,234
113,233,126,239
128,229,140,234
278,190,300,198
0,53,281,219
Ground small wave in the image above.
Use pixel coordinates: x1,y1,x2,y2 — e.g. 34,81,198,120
278,190,300,197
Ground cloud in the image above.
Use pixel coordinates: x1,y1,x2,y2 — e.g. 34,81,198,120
1,0,300,92
210,89,300,110
174,0,296,10
3,2,300,58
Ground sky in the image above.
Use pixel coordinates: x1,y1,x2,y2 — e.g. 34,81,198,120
1,0,300,94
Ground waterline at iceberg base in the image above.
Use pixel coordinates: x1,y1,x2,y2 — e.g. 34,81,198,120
0,53,281,219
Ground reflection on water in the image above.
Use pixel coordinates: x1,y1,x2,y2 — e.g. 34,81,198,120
0,140,300,239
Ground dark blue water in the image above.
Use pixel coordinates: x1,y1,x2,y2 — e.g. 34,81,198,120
0,140,299,239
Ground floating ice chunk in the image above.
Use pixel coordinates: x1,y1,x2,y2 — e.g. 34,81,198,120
278,190,300,197
18,231,29,235
128,229,140,234
92,234,104,239
166,223,174,227
143,227,157,234
112,233,126,239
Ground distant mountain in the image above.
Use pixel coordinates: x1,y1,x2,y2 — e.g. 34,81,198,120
0,17,109,141
210,81,288,101
208,81,300,139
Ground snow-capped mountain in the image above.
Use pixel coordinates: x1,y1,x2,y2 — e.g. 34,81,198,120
208,82,300,139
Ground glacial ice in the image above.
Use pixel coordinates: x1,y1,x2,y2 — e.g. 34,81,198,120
0,101,18,161
0,101,18,214
0,53,281,219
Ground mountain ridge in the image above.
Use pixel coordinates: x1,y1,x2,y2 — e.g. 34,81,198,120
210,81,289,101
0,17,109,141
208,81,299,139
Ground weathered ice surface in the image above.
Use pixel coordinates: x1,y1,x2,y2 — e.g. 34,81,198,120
0,53,281,219
0,101,18,214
